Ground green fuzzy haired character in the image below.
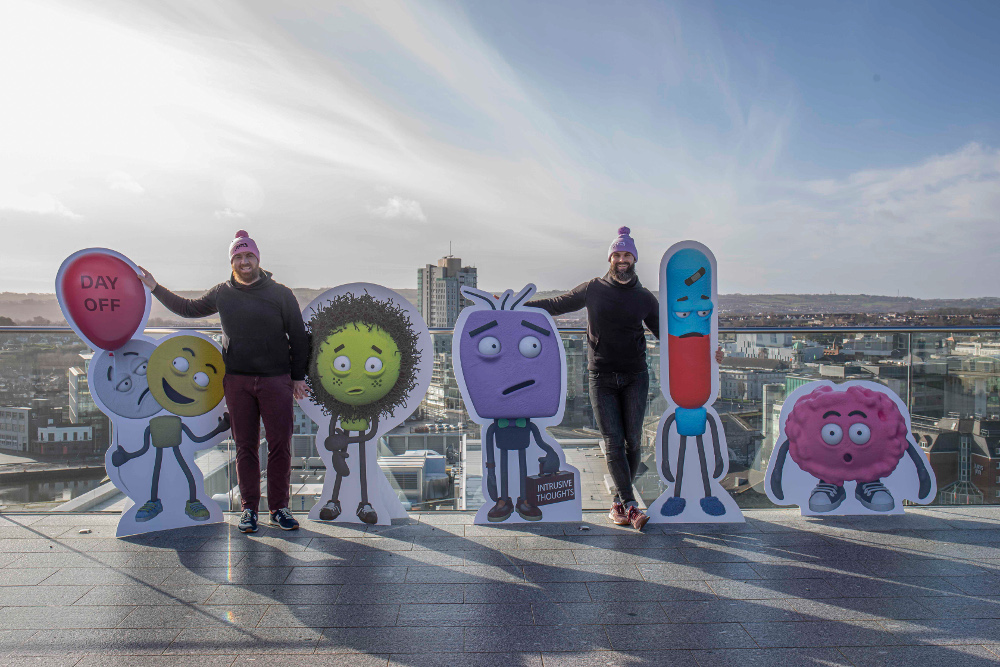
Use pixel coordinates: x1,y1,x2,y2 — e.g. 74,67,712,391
306,291,421,524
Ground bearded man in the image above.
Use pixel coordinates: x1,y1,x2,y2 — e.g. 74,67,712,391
138,230,308,534
528,227,722,530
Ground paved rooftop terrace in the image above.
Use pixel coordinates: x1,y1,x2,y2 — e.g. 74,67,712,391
3,508,1000,665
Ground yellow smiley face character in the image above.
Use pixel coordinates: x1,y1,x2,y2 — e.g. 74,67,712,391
316,324,401,407
147,336,225,417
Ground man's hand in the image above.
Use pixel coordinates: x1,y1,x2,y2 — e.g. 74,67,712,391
136,266,157,291
715,348,725,364
292,380,308,400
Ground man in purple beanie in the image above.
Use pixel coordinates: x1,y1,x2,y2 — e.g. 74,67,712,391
529,227,722,530
138,231,308,534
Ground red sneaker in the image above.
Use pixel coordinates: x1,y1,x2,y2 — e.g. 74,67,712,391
608,500,629,525
626,505,649,531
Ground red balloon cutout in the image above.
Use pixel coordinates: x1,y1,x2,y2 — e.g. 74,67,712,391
61,253,147,351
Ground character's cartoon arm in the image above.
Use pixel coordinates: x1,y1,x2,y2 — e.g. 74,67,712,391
324,416,350,453
484,422,498,502
529,422,560,474
111,426,152,467
707,412,724,479
769,439,790,501
181,413,231,443
525,281,590,316
660,413,676,482
905,441,933,500
359,415,380,444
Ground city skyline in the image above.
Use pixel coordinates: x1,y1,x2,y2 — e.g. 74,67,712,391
2,1,999,297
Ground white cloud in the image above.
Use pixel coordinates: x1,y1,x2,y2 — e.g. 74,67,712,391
368,196,427,222
214,208,246,219
107,171,144,194
0,191,81,219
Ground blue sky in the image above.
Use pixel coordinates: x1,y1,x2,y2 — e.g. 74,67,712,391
1,0,998,298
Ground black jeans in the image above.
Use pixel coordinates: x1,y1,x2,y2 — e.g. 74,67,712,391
589,369,649,504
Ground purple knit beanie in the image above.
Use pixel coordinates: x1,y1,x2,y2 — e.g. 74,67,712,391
229,230,259,261
608,226,638,262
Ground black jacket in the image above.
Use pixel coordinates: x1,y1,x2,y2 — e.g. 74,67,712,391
151,271,309,380
527,273,659,373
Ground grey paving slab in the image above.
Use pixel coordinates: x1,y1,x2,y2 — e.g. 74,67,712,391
10,628,179,657
707,578,840,600
352,551,463,567
204,584,341,605
881,618,1000,645
160,566,293,586
117,604,268,629
37,567,176,586
0,605,135,630
586,580,715,602
74,656,238,667
838,645,1000,666
944,576,1000,596
237,550,354,567
198,537,311,552
0,630,40,658
236,655,388,667
571,548,685,565
123,551,247,568
396,602,529,626
338,583,462,605
531,601,667,626
466,582,592,604
0,585,91,606
389,653,539,667
286,566,408,585
493,550,579,566
0,569,59,586
405,565,524,584
464,624,610,652
638,563,760,581
690,647,852,666
658,599,802,624
258,604,401,628
607,622,756,651
741,619,896,648
789,596,937,621
0,656,87,667
73,584,219,606
826,574,966,598
917,594,1000,619
522,564,642,583
7,552,134,568
166,627,324,654
538,650,698,666
318,626,464,654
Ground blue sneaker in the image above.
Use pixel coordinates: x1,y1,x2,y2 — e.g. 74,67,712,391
270,508,299,531
700,496,726,516
135,499,163,522
238,509,258,534
661,496,686,516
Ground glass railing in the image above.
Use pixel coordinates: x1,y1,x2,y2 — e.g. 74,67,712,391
1,325,998,513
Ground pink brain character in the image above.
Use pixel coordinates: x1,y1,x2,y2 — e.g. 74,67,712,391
785,385,908,486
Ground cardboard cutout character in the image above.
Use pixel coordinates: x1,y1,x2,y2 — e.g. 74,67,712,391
765,380,936,515
453,285,582,524
648,241,744,523
300,284,431,525
56,249,231,537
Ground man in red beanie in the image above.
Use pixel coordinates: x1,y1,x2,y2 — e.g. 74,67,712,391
528,227,722,531
138,231,308,534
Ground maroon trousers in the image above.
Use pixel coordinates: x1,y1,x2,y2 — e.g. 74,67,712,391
223,373,294,512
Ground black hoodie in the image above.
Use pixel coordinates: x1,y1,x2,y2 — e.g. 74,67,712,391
151,270,309,380
527,273,659,373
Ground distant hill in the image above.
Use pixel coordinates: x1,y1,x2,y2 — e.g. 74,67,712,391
4,289,1000,325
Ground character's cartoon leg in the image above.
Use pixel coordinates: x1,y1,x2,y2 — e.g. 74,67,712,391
488,450,514,522
319,474,343,521
855,479,894,512
173,446,210,521
659,414,676,482
905,443,933,500
808,482,846,512
707,414,724,479
696,435,725,516
661,436,688,516
355,443,378,524
135,448,165,522
515,447,541,521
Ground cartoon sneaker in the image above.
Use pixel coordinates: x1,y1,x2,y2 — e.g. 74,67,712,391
515,497,542,521
608,500,629,525
184,500,211,521
319,499,342,521
808,482,846,512
135,499,163,522
487,497,514,522
700,496,726,516
855,481,895,512
356,501,378,524
660,496,686,517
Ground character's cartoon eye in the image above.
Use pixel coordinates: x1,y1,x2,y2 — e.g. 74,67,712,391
115,377,132,392
333,355,351,372
820,423,843,445
133,361,147,376
478,336,501,355
365,357,383,373
697,310,711,317
193,372,210,388
675,311,691,319
172,357,189,372
848,423,871,445
519,336,541,358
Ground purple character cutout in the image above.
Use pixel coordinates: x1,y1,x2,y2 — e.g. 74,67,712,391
454,285,582,524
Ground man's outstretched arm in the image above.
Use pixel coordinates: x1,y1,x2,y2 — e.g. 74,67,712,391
138,267,221,319
525,281,590,316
